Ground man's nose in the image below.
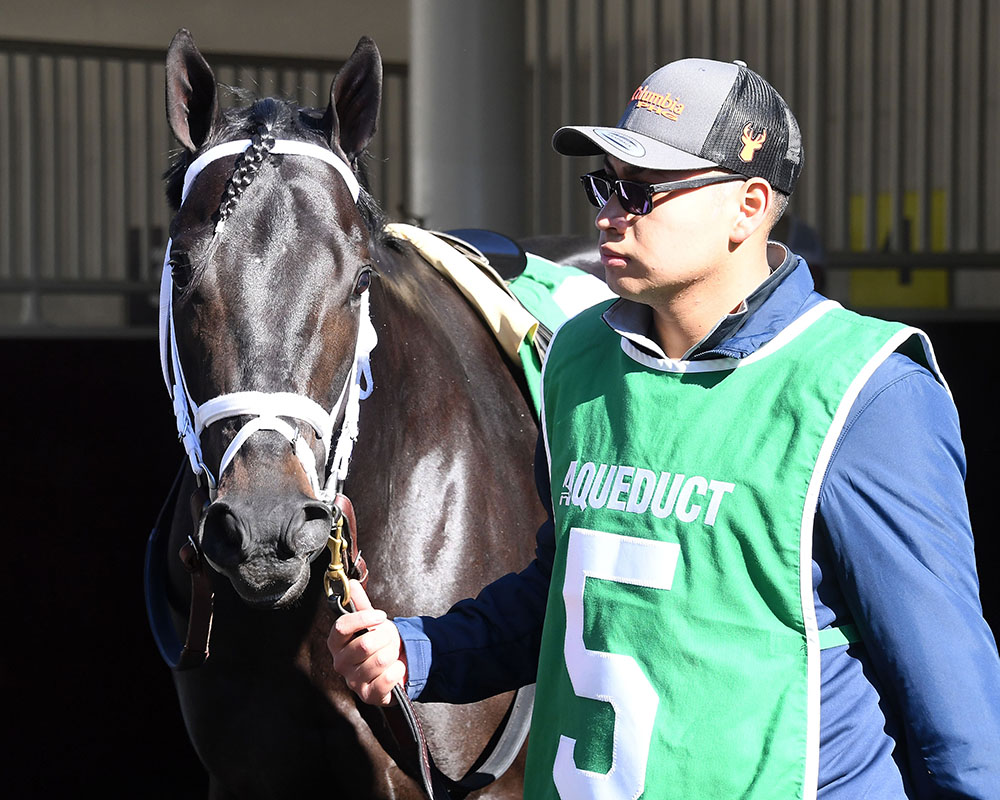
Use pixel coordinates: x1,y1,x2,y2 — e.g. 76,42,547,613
595,192,629,232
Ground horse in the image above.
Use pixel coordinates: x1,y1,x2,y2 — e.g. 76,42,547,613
149,29,558,799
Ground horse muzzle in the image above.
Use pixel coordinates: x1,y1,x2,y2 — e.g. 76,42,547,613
197,495,332,607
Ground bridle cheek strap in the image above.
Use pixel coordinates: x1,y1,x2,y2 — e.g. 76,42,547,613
162,290,375,502
158,137,375,502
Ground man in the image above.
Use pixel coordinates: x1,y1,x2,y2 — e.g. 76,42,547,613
329,58,1000,798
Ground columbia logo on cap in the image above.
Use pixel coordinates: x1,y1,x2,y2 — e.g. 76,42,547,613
630,85,685,121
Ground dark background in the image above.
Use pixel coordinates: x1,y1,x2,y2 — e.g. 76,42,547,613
2,339,206,795
2,327,996,795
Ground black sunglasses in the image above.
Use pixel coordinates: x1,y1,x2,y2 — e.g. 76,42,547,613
580,170,746,215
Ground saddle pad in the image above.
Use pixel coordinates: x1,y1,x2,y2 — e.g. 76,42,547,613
384,223,615,415
385,223,538,363
508,254,616,412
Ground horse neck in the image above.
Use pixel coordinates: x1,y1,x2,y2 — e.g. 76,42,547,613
361,242,534,456
371,244,520,394
346,242,542,614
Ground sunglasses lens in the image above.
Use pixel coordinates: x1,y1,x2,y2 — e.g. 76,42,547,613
618,181,651,215
581,174,610,208
580,173,656,214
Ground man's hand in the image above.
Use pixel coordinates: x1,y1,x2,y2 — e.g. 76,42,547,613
327,580,408,706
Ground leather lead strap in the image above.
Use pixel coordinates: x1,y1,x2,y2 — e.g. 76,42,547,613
331,589,533,800
332,494,368,589
176,536,214,669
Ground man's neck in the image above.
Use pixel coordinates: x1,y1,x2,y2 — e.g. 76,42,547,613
649,247,775,359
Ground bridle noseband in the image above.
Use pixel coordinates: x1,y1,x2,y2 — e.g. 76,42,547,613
158,134,376,503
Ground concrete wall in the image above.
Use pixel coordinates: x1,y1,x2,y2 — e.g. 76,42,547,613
2,0,410,61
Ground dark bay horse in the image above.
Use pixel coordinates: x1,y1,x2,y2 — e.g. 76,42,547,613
152,29,549,799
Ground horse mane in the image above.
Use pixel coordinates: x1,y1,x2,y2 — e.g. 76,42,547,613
163,89,390,245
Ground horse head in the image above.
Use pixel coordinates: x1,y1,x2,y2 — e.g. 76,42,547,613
160,29,383,608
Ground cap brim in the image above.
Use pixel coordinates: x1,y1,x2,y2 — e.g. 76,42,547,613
552,125,719,172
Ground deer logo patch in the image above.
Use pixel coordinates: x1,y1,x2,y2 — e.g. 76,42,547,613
739,125,767,162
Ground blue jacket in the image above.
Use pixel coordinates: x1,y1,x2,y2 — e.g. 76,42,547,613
395,250,1000,799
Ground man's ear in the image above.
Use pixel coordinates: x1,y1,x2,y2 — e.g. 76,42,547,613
730,178,771,244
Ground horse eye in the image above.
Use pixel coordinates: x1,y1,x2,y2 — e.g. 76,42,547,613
353,268,372,296
170,251,193,288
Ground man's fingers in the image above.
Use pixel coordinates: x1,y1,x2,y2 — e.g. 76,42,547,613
356,653,407,706
372,659,408,706
326,580,406,707
346,579,373,611
330,607,387,642
327,581,386,646
335,630,406,703
335,620,396,667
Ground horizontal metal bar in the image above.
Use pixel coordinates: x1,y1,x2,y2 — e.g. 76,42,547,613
0,324,157,340
0,37,408,76
825,253,1000,270
0,279,160,292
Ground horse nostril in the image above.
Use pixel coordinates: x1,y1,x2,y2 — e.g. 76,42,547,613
200,501,249,567
281,501,332,559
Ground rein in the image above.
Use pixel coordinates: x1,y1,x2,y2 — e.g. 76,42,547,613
154,134,531,799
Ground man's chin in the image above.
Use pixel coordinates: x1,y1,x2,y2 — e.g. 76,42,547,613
604,271,644,302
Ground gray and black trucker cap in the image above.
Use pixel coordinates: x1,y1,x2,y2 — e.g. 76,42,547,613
552,58,802,194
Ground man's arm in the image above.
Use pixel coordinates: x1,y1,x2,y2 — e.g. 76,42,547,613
819,352,1000,797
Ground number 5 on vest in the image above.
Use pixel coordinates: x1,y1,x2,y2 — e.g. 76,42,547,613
554,527,680,800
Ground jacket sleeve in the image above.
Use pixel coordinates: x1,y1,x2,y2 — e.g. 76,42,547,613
818,352,1000,798
395,432,555,703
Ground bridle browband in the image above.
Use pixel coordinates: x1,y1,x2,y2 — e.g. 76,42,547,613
158,131,375,502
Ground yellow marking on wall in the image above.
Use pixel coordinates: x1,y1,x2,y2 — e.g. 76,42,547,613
848,268,949,308
848,190,948,252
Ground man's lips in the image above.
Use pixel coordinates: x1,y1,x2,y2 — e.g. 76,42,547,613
600,245,628,268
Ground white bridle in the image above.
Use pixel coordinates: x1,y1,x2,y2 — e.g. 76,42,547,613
158,138,376,503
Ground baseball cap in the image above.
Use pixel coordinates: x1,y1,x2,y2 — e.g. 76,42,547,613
552,58,802,194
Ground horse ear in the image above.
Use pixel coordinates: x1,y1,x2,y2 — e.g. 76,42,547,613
323,36,382,162
166,29,219,153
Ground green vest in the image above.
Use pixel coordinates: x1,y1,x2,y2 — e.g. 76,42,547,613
523,299,937,800
510,253,617,415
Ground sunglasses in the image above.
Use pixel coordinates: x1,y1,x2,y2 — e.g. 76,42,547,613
580,170,746,215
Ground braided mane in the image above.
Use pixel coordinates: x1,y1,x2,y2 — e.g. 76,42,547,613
216,114,278,226
164,94,387,238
